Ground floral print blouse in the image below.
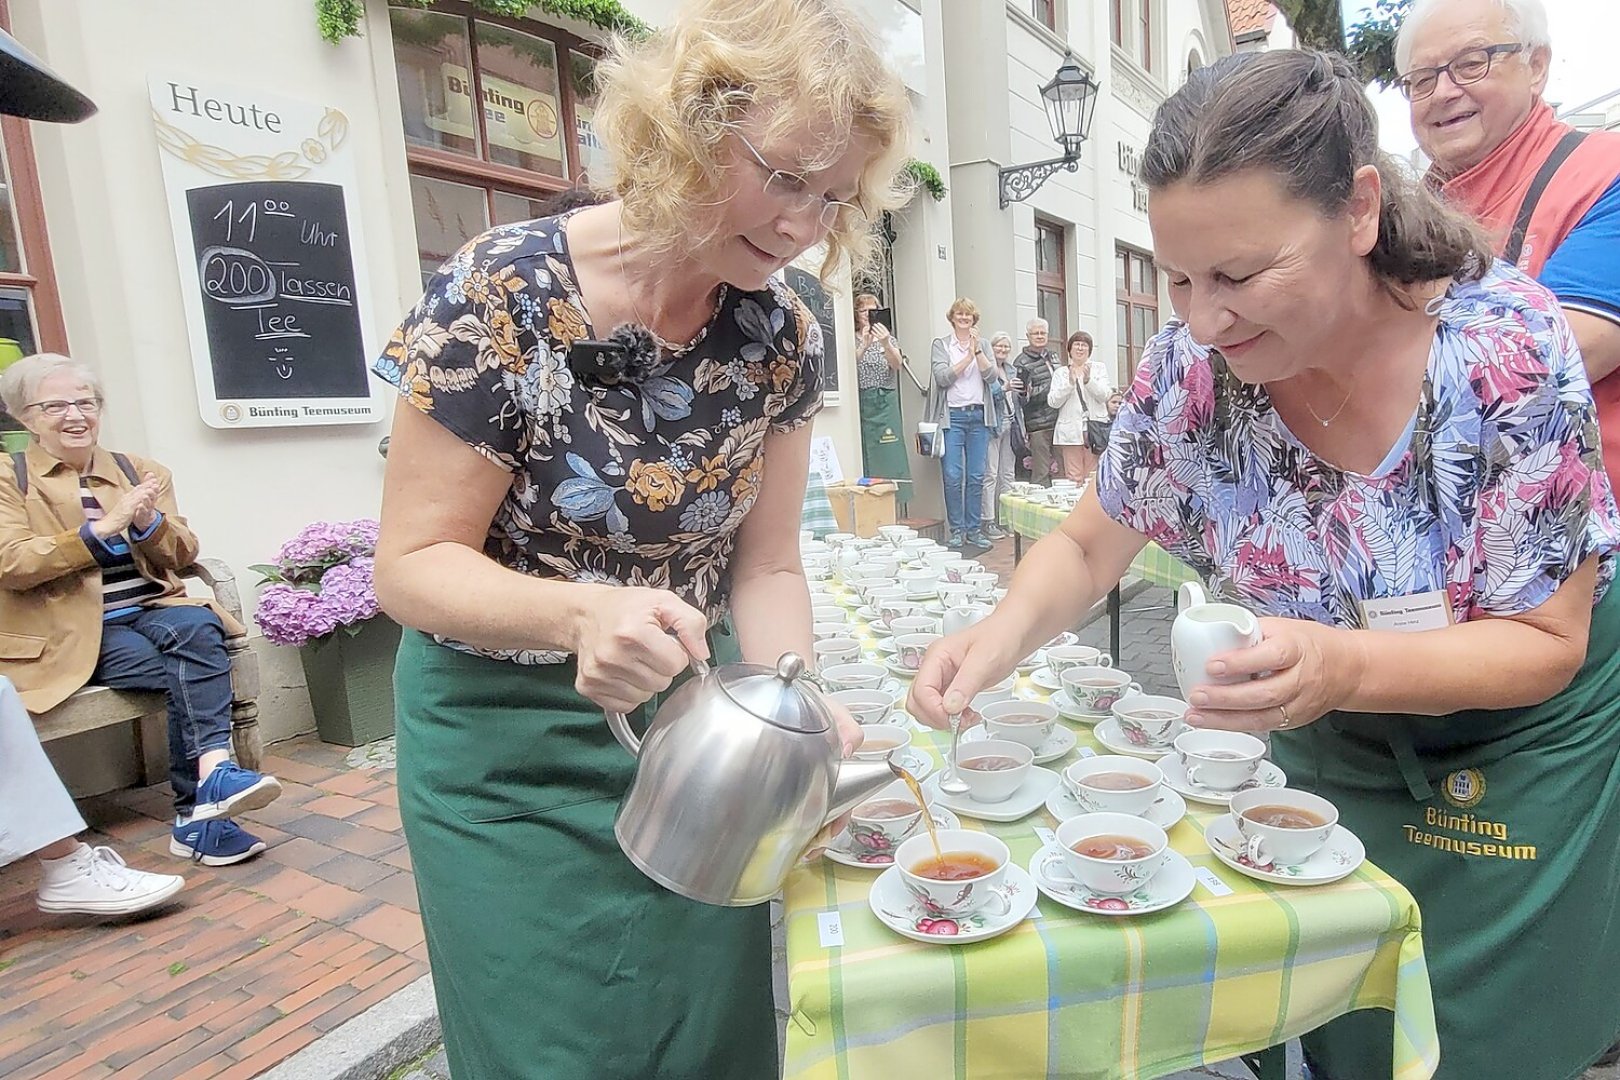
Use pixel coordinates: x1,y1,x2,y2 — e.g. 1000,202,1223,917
1096,261,1620,628
374,213,824,664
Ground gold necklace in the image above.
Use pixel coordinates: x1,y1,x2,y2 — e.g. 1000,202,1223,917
616,216,723,357
1302,382,1354,427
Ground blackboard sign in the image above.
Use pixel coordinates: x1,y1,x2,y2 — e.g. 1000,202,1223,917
185,181,368,401
784,265,840,397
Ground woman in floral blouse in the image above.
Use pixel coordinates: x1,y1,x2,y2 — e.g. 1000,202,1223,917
370,1,911,1076
913,51,1620,1079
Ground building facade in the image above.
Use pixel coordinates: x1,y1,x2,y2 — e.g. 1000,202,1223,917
1,0,1232,773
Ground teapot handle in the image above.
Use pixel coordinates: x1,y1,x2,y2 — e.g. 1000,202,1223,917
604,650,711,757
1176,581,1209,614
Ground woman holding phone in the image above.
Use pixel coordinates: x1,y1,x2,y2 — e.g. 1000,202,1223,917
854,292,910,485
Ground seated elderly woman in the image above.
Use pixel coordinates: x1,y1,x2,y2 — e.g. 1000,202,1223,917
0,353,280,865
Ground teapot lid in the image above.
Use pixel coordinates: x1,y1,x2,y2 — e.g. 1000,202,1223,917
714,653,830,733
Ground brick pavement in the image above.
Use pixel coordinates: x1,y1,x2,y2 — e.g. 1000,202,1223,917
0,736,427,1080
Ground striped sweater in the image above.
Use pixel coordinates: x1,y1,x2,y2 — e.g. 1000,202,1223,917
79,477,166,617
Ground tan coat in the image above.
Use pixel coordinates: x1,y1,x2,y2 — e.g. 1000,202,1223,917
0,442,243,713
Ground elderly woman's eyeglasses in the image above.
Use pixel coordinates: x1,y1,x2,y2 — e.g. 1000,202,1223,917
732,130,863,230
26,397,103,418
1397,43,1524,101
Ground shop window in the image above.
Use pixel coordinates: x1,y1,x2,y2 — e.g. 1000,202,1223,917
1035,217,1067,343
1115,246,1159,376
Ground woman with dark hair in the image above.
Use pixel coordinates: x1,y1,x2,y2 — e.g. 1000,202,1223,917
853,291,911,485
912,49,1620,1079
1046,330,1110,481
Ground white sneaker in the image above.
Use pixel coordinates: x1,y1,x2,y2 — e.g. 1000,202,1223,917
36,843,185,917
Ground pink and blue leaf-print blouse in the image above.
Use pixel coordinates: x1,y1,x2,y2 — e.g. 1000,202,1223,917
1095,261,1620,629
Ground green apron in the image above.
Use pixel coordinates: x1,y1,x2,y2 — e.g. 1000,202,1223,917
858,385,911,486
1271,587,1620,1080
394,627,777,1080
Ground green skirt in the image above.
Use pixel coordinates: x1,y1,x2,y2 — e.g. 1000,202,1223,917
1272,587,1620,1080
394,629,776,1080
858,385,911,485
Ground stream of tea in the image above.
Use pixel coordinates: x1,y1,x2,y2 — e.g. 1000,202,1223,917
894,764,942,861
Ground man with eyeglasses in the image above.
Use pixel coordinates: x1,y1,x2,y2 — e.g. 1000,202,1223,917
1399,0,1620,492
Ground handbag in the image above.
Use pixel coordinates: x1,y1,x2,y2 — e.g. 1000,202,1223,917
1085,419,1112,454
915,421,944,459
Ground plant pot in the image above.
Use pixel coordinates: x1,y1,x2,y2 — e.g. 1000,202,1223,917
299,616,402,746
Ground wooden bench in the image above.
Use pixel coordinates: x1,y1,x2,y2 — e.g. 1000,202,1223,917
32,558,263,784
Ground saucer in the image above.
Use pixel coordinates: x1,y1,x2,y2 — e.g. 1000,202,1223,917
884,658,921,679
1204,815,1365,886
961,724,1077,765
923,766,1062,822
1029,667,1064,692
1044,785,1187,831
1156,753,1287,807
1028,847,1195,916
888,748,934,782
868,862,1038,944
1049,689,1108,723
874,637,899,654
825,805,960,869
1093,717,1179,759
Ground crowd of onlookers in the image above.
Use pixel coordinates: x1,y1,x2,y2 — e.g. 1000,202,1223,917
872,300,1121,552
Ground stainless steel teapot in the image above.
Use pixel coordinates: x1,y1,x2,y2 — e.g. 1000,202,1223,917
606,651,901,906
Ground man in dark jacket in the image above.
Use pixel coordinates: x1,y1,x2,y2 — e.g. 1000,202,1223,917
1012,318,1058,484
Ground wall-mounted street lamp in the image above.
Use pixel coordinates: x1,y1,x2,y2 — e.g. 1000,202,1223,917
998,53,1100,208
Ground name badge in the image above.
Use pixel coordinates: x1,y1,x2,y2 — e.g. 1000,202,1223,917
1357,590,1454,633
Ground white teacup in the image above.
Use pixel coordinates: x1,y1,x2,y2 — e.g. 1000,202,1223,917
875,598,921,628
971,672,1017,707
890,615,939,638
963,572,999,598
954,739,1033,803
848,792,926,855
799,529,814,546
893,632,940,671
940,559,978,585
824,532,855,550
1174,729,1266,791
820,662,886,691
981,700,1058,750
827,688,895,725
900,574,939,600
878,524,916,545
922,550,957,572
896,830,1013,919
865,583,905,607
1045,644,1113,674
1111,694,1190,750
899,538,933,559
853,723,913,761
813,637,863,669
1063,756,1163,816
937,582,976,608
1054,813,1168,896
863,555,901,580
812,622,849,641
1229,788,1339,867
1060,666,1142,714
812,604,846,624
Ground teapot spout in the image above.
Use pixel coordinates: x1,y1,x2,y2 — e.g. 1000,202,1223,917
823,757,910,828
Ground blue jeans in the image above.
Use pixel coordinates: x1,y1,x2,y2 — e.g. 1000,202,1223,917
942,406,990,536
92,606,234,816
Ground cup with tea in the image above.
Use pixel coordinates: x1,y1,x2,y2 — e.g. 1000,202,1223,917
847,795,927,857
1173,729,1266,791
820,662,888,692
894,633,941,672
1228,788,1338,867
1060,666,1143,714
955,740,1034,803
980,700,1058,750
1110,694,1190,750
971,673,1017,709
1054,813,1169,895
827,688,895,725
814,637,864,670
896,829,1015,918
853,723,913,762
1045,644,1113,675
1062,756,1163,816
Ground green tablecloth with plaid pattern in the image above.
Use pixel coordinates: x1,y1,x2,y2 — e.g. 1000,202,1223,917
1001,493,1201,589
802,473,842,539
781,585,1439,1080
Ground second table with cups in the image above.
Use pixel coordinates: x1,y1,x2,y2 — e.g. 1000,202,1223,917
784,525,1439,1080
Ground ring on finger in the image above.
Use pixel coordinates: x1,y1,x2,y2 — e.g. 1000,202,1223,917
1276,703,1292,729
